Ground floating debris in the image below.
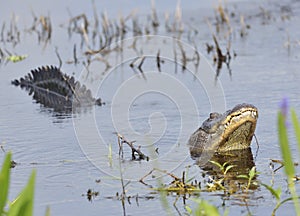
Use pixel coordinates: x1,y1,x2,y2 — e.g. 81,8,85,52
116,133,149,161
156,49,162,72
139,168,201,205
10,160,17,168
83,189,99,202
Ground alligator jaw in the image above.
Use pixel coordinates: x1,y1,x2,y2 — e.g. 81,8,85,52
215,104,258,151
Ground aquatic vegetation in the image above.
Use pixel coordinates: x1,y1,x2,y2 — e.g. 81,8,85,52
237,166,258,192
0,13,20,47
0,49,27,64
5,54,27,63
26,13,52,47
209,161,236,176
261,183,285,216
212,34,232,79
205,160,235,191
254,104,300,216
108,143,113,167
83,189,100,202
139,168,201,194
203,161,258,193
276,100,300,215
186,199,225,216
0,152,36,216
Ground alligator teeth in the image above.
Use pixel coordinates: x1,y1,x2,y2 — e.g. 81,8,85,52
252,111,258,118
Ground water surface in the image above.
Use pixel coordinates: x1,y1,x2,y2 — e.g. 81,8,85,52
1,0,300,215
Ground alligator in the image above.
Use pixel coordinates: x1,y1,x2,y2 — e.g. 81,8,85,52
188,103,258,157
12,65,103,112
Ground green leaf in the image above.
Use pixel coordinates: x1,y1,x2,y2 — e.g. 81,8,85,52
193,199,220,216
201,201,220,216
249,166,256,180
0,152,12,214
223,208,230,216
185,205,193,214
222,161,229,167
261,183,281,201
278,112,295,179
8,170,36,216
237,174,248,179
209,160,223,170
224,165,235,175
278,110,300,215
291,109,300,155
45,206,51,216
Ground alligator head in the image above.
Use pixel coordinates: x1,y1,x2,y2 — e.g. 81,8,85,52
188,103,258,157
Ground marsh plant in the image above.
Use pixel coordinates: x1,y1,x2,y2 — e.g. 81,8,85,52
237,166,258,192
0,152,36,216
275,99,300,215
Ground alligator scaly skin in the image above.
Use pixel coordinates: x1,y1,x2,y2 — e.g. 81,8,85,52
188,103,258,156
12,66,103,112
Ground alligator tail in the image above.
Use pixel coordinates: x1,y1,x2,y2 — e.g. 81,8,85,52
12,65,103,112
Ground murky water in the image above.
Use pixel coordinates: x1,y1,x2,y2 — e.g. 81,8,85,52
1,0,300,215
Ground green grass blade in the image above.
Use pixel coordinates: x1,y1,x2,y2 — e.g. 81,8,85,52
185,205,193,214
236,175,248,179
249,166,256,180
0,152,12,214
278,112,295,179
45,206,51,216
224,165,235,175
261,183,281,201
192,199,221,216
278,111,300,216
291,109,300,154
209,161,223,170
8,170,36,216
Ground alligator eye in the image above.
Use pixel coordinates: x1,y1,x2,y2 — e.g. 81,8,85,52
209,112,219,119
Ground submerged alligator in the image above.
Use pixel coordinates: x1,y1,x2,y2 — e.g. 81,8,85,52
12,66,103,112
188,103,258,157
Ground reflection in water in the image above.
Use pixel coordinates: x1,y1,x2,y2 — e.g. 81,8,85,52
191,148,258,192
196,148,255,177
38,106,74,123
